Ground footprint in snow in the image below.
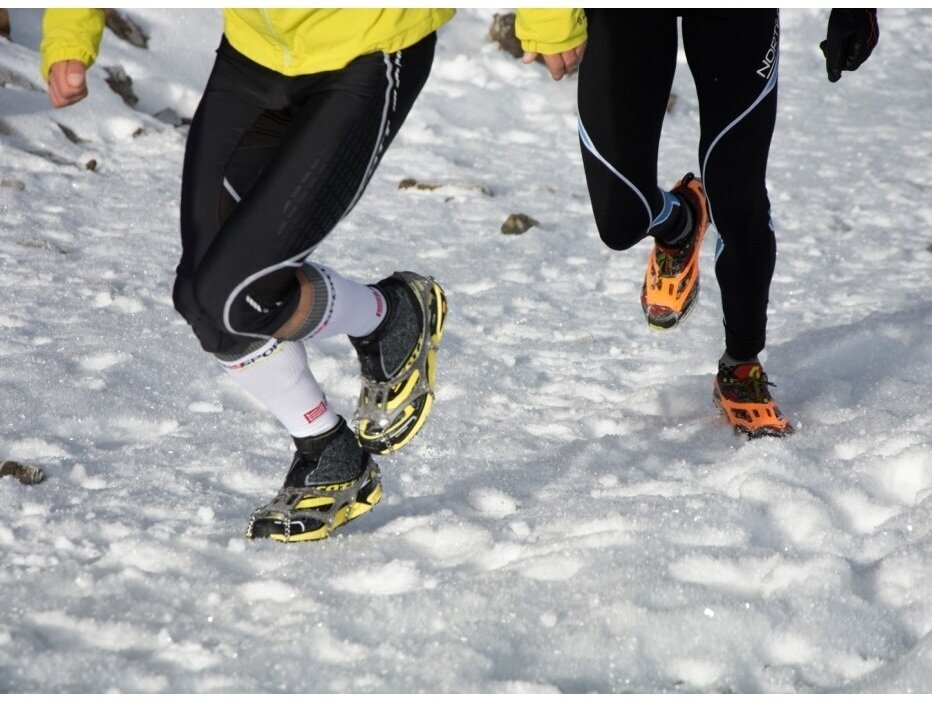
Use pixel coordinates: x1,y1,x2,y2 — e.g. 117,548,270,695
79,351,130,372
330,560,425,596
467,487,518,518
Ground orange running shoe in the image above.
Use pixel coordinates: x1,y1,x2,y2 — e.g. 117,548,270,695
641,173,710,330
713,361,794,438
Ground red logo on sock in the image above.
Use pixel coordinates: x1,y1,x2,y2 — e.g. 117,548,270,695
303,401,328,423
374,289,385,318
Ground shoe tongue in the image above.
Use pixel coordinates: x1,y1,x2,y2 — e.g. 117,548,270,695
293,419,344,455
733,363,762,380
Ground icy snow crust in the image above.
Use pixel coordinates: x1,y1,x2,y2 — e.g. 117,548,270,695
1,8,930,694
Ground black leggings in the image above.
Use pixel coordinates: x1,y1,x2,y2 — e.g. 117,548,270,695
578,10,779,360
173,33,436,357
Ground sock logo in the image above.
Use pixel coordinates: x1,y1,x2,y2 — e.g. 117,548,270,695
303,401,328,424
225,341,283,370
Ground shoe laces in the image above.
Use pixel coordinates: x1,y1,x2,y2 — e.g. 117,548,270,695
653,221,697,277
654,243,691,276
719,363,776,404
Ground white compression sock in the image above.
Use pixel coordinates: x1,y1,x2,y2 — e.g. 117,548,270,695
221,339,341,438
296,263,386,341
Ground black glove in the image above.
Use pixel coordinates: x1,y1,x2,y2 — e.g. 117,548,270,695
819,9,879,82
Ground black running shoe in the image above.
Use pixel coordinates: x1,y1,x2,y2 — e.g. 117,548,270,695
350,271,447,454
246,418,382,543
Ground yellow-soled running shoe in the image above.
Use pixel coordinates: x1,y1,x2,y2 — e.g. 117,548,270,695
246,418,381,543
641,173,710,330
351,271,447,455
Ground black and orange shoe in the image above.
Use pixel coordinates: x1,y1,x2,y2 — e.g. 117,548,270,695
246,418,382,543
351,271,447,455
641,173,710,330
713,361,794,438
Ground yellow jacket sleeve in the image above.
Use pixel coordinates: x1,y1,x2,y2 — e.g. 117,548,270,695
515,8,587,55
222,8,455,76
40,8,106,80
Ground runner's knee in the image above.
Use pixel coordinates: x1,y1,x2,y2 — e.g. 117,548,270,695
591,200,651,251
174,271,256,355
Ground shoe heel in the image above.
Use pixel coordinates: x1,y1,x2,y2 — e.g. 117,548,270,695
429,280,447,346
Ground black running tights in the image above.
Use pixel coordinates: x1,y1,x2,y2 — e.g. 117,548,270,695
578,10,779,360
173,34,435,357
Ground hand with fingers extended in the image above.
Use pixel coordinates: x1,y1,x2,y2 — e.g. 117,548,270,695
819,8,879,82
47,59,89,107
523,42,587,81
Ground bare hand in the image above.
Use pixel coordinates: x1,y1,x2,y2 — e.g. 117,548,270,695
522,42,587,81
47,60,88,108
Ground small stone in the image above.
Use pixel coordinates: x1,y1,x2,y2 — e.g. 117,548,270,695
489,13,523,59
501,213,540,235
104,9,149,49
85,159,98,172
399,178,493,196
0,460,45,485
1,178,25,190
154,108,185,127
56,122,88,144
104,65,139,108
398,178,439,191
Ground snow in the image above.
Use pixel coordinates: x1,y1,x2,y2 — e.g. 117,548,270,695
1,7,931,694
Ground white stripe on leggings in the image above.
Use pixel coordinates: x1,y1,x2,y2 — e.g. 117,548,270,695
221,52,399,340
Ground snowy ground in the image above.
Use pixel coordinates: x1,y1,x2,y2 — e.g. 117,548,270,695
1,8,931,694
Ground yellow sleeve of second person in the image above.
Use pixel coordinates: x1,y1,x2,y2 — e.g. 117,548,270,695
40,8,106,80
515,8,587,55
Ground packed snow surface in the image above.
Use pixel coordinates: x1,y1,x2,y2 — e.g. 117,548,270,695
1,8,930,694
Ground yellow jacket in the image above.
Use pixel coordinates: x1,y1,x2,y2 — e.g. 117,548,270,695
41,8,456,79
515,8,587,55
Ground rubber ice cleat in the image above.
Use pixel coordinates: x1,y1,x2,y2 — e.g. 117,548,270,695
713,361,794,439
246,418,382,543
351,271,447,455
641,173,710,330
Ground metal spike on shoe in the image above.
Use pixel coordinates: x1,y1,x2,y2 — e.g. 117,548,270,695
713,362,795,438
246,419,383,543
352,272,447,455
